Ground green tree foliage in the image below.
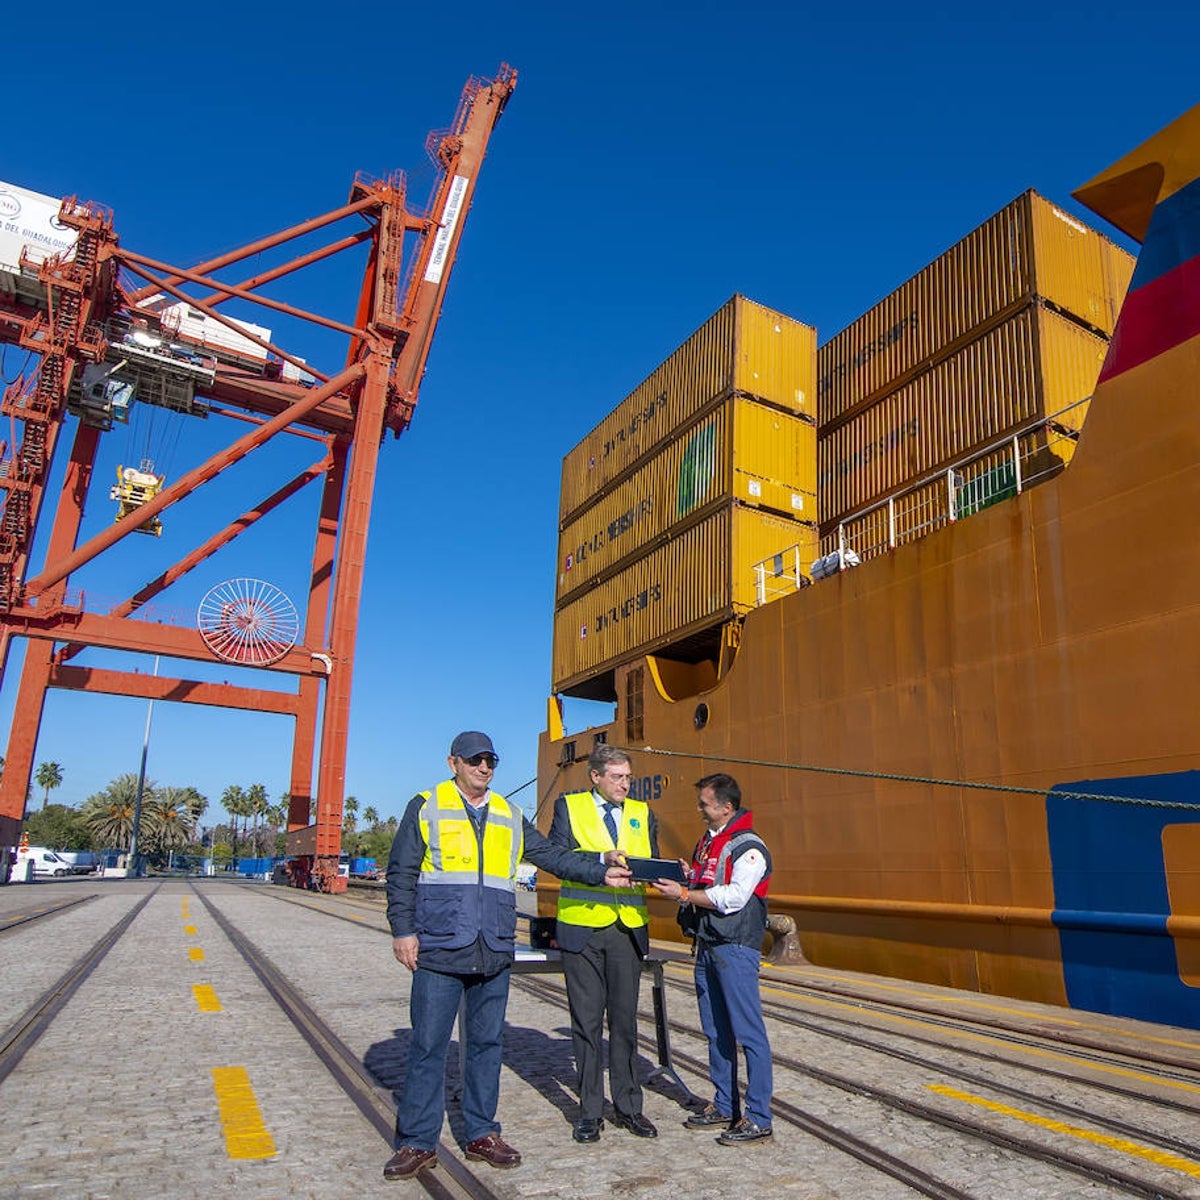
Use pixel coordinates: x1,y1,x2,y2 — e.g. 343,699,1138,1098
144,786,205,854
80,776,207,861
246,783,269,857
82,774,145,850
34,761,64,811
23,803,94,851
222,785,248,857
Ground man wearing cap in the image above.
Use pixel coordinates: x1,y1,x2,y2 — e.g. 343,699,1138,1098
548,744,660,1143
383,731,631,1182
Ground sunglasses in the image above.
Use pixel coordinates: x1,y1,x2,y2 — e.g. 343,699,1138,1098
462,753,499,768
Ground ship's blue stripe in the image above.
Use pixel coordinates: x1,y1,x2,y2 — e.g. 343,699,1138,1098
1127,176,1200,291
1048,770,1200,1029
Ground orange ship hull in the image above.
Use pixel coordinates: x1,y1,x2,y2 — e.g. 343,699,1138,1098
538,104,1200,1027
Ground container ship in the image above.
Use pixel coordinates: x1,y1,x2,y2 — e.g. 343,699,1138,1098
536,103,1200,1029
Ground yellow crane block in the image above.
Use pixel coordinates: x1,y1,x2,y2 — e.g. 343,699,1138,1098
109,464,165,536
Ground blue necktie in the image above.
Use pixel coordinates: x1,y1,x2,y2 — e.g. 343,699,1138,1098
603,803,619,844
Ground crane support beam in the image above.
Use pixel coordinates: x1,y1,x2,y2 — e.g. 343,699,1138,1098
24,364,363,597
12,610,323,674
56,456,331,666
124,266,333,384
48,664,302,715
196,229,374,310
119,249,366,340
126,193,383,304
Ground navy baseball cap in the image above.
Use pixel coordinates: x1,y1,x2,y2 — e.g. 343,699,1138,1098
450,731,497,760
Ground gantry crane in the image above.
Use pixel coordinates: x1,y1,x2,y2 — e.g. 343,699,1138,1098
0,64,517,889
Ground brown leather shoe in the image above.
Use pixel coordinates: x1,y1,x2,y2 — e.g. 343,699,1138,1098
464,1132,522,1168
383,1146,437,1180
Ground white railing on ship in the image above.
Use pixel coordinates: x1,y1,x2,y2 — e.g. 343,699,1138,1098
753,544,808,606
831,397,1089,567
748,397,1091,606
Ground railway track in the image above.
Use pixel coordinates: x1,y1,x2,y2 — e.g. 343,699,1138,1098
0,887,157,1086
519,965,1200,1200
252,883,1200,1198
0,892,97,934
191,885,505,1200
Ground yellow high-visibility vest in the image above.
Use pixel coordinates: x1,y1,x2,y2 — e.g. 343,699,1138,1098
557,791,650,929
417,781,522,889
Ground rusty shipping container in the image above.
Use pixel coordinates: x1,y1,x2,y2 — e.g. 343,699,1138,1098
817,302,1110,529
552,504,818,696
816,191,1133,428
556,396,817,605
559,295,816,526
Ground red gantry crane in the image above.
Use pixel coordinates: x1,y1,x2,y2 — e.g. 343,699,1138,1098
0,65,517,889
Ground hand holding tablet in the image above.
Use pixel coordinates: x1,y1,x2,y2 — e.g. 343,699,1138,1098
624,856,687,885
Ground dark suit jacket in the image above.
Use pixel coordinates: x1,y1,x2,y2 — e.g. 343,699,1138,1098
548,793,659,955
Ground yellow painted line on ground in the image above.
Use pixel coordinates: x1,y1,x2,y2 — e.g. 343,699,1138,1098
189,947,205,962
193,985,222,1012
741,972,1200,1096
211,1066,277,1159
184,924,198,935
928,1083,1200,1177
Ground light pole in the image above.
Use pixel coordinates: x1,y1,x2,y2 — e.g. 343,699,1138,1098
127,656,159,873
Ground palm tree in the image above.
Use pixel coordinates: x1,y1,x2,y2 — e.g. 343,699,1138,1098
82,774,146,850
35,761,64,811
343,794,359,834
146,786,201,854
222,785,248,860
246,783,269,857
363,805,379,828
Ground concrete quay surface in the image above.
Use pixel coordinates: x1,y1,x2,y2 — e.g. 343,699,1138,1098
2,876,1198,1200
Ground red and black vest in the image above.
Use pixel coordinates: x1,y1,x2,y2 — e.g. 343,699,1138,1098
687,808,772,949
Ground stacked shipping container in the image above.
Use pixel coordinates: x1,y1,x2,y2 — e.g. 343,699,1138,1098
553,296,817,697
816,191,1134,533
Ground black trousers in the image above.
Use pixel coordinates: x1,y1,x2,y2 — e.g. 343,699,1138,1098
561,921,644,1120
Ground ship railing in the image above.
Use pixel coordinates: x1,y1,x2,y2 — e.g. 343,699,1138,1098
824,398,1091,568
752,544,809,606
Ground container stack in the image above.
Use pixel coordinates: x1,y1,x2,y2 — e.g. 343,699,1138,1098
816,190,1135,537
552,295,817,700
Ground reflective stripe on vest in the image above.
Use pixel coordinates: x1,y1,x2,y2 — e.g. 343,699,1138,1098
557,791,650,927
417,781,522,892
713,830,768,892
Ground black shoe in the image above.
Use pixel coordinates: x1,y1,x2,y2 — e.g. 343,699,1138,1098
383,1146,437,1180
684,1103,731,1129
572,1117,603,1143
717,1117,773,1145
612,1111,658,1138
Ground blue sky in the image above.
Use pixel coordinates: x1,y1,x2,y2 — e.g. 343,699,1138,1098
2,0,1195,827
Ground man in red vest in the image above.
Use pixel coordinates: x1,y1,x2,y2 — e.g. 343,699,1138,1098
654,772,773,1144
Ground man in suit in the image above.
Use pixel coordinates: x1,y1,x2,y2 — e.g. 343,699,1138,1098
549,745,659,1143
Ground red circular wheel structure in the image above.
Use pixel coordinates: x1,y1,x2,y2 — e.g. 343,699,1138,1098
198,578,299,666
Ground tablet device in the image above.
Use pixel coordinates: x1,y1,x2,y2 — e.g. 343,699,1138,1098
625,856,687,885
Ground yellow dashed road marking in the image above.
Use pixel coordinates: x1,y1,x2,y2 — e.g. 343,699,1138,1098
193,985,222,1012
211,1066,277,1159
928,1083,1200,1177
184,924,198,935
189,947,205,962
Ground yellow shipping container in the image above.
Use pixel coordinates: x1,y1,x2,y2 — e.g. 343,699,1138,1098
817,303,1109,528
552,504,818,696
816,191,1133,427
556,396,817,605
559,295,816,526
